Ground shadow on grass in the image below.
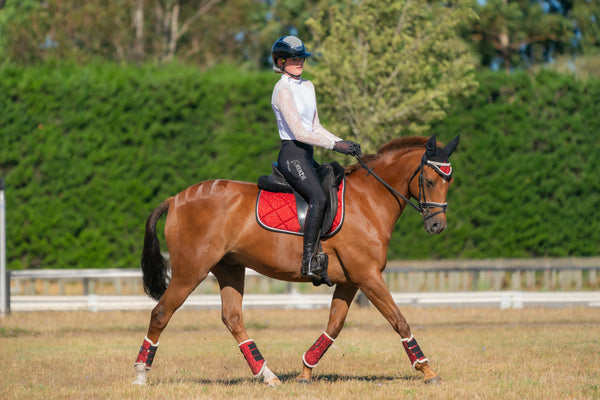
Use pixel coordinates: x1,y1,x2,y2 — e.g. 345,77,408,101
302,373,419,383
155,372,419,386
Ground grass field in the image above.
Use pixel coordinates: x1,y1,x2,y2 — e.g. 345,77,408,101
1,306,598,400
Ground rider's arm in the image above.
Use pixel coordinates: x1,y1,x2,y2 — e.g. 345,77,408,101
312,109,343,145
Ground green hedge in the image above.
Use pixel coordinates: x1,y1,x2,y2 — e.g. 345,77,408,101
1,63,599,269
392,69,600,259
0,62,280,269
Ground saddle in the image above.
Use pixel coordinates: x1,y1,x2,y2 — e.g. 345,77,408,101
256,161,346,237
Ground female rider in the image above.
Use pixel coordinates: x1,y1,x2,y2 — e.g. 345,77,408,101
270,35,361,280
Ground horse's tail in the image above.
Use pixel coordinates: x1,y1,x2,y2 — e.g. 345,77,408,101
141,199,171,301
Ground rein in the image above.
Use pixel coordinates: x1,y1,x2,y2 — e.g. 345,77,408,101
354,155,448,220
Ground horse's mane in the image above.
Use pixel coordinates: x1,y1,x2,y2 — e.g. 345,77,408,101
345,136,429,175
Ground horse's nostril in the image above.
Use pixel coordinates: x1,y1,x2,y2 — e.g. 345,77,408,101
425,219,446,234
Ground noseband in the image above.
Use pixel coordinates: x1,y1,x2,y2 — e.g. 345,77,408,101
354,155,452,220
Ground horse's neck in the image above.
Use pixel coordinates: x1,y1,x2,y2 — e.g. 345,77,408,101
347,149,422,223
370,150,421,196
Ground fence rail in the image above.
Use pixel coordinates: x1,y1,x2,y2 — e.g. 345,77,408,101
10,291,600,312
384,258,600,292
5,257,600,312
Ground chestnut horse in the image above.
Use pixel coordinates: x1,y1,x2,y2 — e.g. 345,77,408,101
132,135,459,386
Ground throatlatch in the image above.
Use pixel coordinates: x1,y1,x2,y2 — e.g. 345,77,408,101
239,339,266,377
401,335,429,368
303,332,335,368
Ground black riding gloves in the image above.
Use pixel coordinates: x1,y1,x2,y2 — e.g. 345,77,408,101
333,140,362,157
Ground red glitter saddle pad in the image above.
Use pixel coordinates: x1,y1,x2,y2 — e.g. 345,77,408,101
256,180,345,238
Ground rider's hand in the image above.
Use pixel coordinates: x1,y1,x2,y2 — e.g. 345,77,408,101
334,141,362,157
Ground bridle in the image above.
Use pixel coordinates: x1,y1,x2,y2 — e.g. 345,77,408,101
354,154,452,220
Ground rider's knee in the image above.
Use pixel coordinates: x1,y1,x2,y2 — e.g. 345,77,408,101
310,192,327,212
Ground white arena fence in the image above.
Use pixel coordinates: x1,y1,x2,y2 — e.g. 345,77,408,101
4,257,600,312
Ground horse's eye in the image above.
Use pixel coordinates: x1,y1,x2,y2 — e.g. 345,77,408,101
426,179,434,188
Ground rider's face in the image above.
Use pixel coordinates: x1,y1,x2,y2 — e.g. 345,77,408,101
280,57,304,78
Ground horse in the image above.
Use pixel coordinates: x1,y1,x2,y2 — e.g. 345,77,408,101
132,134,460,387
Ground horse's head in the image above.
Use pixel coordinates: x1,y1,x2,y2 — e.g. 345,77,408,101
408,135,460,234
348,134,460,235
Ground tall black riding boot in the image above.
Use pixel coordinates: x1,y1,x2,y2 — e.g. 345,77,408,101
301,203,325,278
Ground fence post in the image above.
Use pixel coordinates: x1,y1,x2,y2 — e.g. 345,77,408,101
1,178,9,316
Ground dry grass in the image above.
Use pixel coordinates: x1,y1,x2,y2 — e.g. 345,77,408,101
0,306,599,400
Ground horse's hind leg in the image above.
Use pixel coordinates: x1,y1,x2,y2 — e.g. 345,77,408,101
359,272,441,384
132,271,208,385
211,263,281,387
297,284,359,383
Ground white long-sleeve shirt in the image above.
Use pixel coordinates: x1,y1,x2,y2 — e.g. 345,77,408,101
271,74,342,149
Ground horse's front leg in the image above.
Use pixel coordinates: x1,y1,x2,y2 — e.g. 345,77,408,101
297,284,359,383
359,272,441,384
212,264,281,387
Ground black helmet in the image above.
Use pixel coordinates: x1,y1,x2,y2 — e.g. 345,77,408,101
271,36,311,73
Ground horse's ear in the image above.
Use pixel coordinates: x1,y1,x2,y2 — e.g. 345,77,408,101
426,135,437,158
444,135,460,157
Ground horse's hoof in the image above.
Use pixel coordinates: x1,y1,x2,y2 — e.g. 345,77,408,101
265,377,282,387
297,378,312,384
132,363,147,385
424,375,443,385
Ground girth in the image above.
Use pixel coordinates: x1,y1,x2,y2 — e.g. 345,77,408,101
257,161,345,236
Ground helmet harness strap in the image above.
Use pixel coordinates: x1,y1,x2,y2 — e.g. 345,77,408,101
280,59,302,79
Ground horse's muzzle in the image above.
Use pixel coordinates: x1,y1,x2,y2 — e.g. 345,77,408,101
423,211,447,235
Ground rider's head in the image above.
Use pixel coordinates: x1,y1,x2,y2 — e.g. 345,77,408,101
271,36,311,77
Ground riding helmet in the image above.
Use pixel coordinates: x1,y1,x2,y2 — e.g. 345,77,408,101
271,36,311,73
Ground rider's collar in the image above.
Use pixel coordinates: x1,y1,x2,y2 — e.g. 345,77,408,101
282,73,303,82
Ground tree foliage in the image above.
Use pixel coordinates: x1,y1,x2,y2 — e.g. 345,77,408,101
0,0,326,68
570,0,600,55
2,0,600,74
469,0,572,70
305,0,479,152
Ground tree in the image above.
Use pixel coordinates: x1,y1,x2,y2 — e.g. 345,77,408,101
133,0,144,62
0,0,262,66
152,0,222,62
306,0,479,152
469,0,572,71
0,0,45,64
0,1,137,64
569,0,600,55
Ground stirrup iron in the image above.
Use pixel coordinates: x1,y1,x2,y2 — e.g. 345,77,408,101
301,243,333,287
